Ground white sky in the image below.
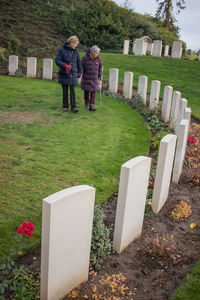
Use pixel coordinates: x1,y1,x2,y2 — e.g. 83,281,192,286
113,0,200,51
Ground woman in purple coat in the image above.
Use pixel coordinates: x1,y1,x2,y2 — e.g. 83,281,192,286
81,46,102,111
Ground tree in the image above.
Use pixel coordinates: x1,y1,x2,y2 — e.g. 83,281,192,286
156,0,186,29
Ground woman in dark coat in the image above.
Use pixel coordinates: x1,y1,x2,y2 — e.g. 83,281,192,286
81,46,102,111
55,36,82,112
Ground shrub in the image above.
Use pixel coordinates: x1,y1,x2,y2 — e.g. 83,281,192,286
90,205,112,270
15,68,23,77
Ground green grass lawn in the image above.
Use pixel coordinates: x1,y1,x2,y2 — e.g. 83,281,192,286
41,53,200,119
171,258,200,300
0,75,151,262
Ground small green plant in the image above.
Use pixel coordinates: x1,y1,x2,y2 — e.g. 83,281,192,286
132,94,145,110
147,115,163,131
15,68,23,77
151,129,173,150
0,222,40,299
90,205,112,270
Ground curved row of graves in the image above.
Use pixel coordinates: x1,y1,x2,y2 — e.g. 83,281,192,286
6,56,191,300
123,39,183,58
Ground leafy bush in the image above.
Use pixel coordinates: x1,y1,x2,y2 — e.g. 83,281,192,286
151,129,173,150
132,94,145,110
15,68,23,77
90,205,112,270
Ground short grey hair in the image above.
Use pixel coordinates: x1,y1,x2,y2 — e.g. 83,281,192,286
67,36,79,45
90,45,100,54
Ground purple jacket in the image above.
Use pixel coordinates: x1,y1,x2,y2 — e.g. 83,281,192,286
81,49,102,92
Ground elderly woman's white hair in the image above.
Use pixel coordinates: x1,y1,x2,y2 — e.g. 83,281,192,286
90,45,100,54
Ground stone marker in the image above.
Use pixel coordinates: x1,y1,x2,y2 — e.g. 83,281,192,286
134,39,144,56
109,68,119,93
132,40,136,53
169,91,181,128
123,72,133,99
152,134,177,214
27,57,37,78
147,43,153,55
8,55,18,75
184,107,191,123
113,156,151,254
161,85,173,123
40,185,95,300
138,76,148,105
143,42,148,55
42,58,53,80
152,40,162,57
164,45,169,57
171,41,182,59
123,40,130,55
149,80,161,110
172,119,189,183
175,98,188,131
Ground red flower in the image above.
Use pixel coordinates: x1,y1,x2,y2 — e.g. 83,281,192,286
106,81,109,84
16,222,35,237
16,227,24,234
154,98,157,101
188,137,196,144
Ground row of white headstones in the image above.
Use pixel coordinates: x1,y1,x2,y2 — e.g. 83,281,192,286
7,56,191,300
123,39,183,58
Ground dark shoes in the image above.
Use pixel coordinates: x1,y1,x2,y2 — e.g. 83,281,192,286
71,107,79,113
89,105,96,111
62,107,68,112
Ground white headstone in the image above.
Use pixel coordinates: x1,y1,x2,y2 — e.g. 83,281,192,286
149,80,161,110
138,76,148,105
161,85,173,123
152,40,162,57
40,185,95,300
172,119,189,183
123,40,130,55
143,42,148,55
164,45,169,57
147,43,153,55
169,91,181,128
27,57,37,78
109,68,119,94
172,41,182,59
184,107,191,123
132,40,136,53
43,58,53,80
175,98,188,131
134,39,145,56
123,72,133,99
152,134,177,214
8,55,18,75
113,156,151,254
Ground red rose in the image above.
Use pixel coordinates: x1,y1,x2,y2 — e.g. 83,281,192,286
16,227,24,234
16,222,35,237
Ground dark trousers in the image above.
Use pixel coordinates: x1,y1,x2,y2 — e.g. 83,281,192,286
62,85,76,108
84,91,96,105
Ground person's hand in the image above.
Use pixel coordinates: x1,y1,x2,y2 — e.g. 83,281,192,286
78,73,82,78
64,64,72,71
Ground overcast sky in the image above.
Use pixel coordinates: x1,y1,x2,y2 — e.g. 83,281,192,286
113,0,200,51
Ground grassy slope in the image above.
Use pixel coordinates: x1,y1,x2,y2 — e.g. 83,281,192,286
0,75,151,261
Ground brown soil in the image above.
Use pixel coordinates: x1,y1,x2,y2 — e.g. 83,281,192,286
0,110,54,125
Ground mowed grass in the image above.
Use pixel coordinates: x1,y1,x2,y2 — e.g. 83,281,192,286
0,75,151,261
171,258,200,300
42,53,200,119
